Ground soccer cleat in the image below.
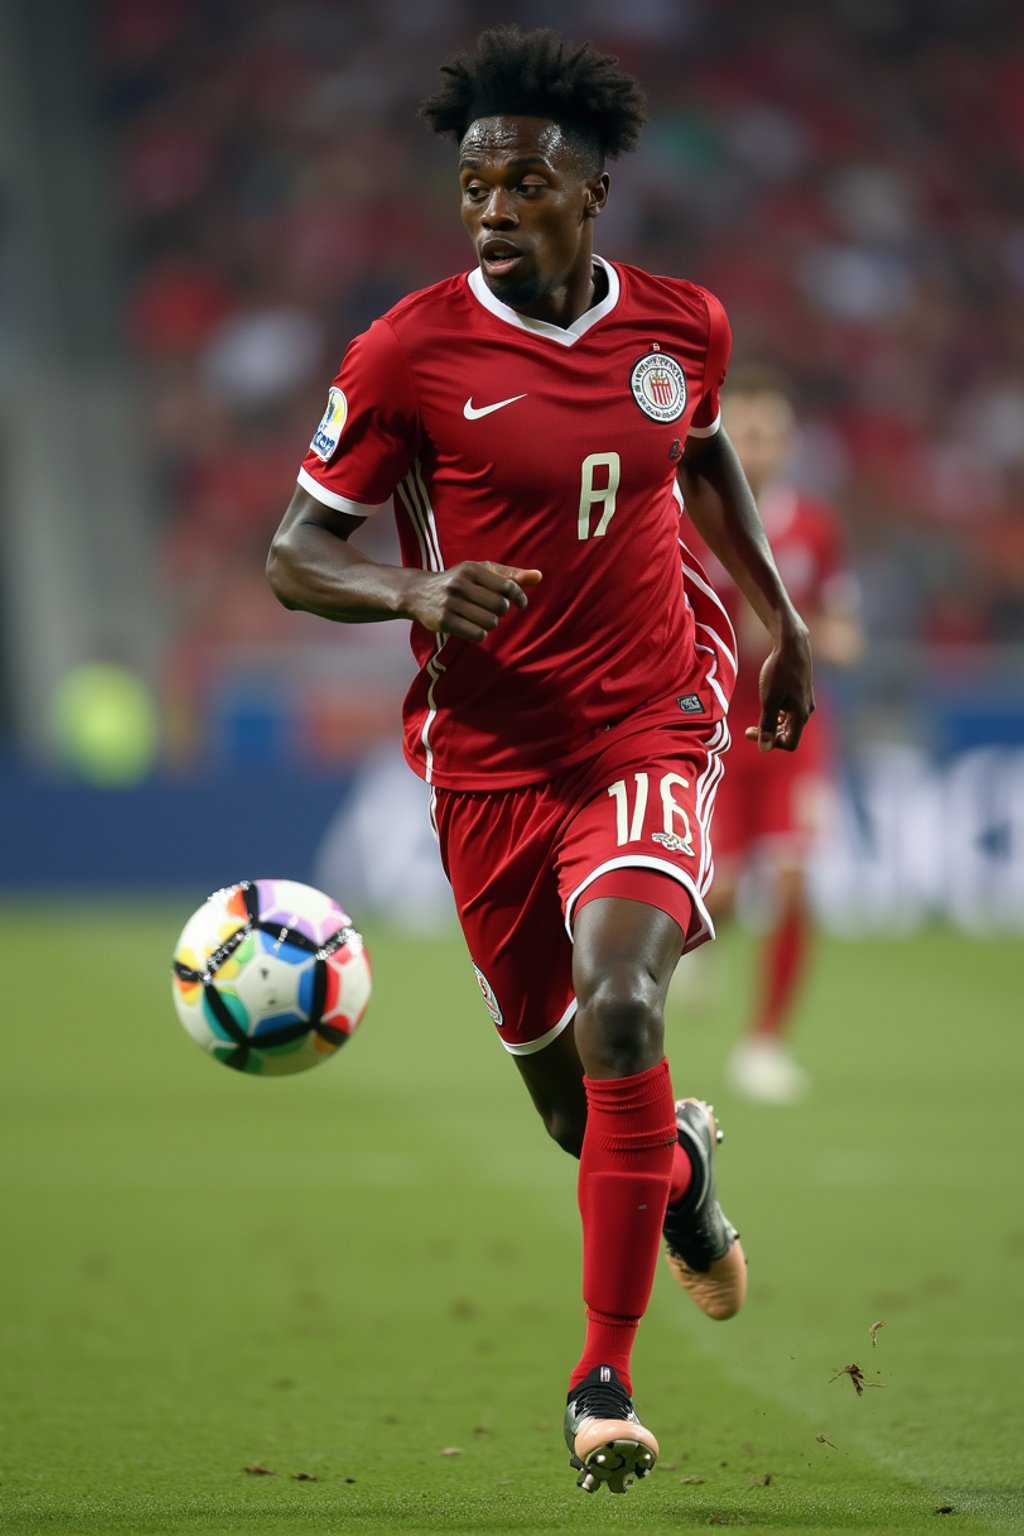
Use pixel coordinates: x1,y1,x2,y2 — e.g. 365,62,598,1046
564,1365,658,1494
662,1098,747,1320
727,1038,811,1105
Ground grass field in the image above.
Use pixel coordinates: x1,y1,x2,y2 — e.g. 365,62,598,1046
1,901,1021,1535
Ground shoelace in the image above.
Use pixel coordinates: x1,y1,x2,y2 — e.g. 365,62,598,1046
570,1382,633,1422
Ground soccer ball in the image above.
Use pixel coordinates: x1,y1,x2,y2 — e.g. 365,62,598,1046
171,879,371,1075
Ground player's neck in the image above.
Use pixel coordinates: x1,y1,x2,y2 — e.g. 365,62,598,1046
513,258,606,329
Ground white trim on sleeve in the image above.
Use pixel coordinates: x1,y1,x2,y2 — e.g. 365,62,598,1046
687,409,721,439
297,467,390,517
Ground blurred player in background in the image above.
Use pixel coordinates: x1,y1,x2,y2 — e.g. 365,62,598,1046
685,367,862,1104
268,28,814,1494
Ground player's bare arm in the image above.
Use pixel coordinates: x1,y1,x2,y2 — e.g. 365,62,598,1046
678,430,814,752
268,486,541,642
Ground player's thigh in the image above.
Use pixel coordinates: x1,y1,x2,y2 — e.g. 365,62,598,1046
572,894,687,1007
432,783,577,1057
571,893,686,1075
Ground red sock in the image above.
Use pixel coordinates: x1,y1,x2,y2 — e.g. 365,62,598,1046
668,1141,693,1205
569,1059,677,1396
755,904,809,1039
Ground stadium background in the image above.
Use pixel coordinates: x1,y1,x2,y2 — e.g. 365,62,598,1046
1,0,1022,930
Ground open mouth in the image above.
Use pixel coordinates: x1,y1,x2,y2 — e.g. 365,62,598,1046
480,240,524,278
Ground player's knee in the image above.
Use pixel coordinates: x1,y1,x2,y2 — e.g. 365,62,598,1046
576,967,664,1076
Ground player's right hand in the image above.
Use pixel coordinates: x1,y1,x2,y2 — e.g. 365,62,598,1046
406,561,542,642
745,624,815,752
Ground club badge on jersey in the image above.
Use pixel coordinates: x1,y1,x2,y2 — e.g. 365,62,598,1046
630,349,688,423
310,386,348,462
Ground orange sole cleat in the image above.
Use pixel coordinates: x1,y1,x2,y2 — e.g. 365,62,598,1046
564,1366,658,1494
662,1098,747,1320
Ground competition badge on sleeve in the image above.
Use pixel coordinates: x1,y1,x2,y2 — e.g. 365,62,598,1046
310,387,348,461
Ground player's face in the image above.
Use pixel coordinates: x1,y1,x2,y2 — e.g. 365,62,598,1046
458,116,608,323
724,392,796,496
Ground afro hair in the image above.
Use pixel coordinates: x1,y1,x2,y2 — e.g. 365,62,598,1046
420,26,647,166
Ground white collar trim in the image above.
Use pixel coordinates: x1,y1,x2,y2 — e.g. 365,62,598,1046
466,255,620,347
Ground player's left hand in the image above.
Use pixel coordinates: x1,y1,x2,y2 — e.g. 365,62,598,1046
745,626,815,753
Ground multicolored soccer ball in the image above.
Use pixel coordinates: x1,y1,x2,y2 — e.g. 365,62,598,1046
172,879,371,1075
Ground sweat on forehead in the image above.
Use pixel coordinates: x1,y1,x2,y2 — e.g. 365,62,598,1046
459,116,597,172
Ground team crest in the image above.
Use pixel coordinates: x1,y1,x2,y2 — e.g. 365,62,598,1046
652,829,695,856
472,963,504,1029
309,386,348,462
630,352,687,423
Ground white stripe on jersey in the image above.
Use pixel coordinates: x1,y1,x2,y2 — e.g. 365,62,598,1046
395,481,431,570
679,547,737,715
672,483,739,713
419,641,449,786
395,459,449,783
693,618,738,677
396,460,443,573
693,630,732,717
412,460,444,570
680,555,738,661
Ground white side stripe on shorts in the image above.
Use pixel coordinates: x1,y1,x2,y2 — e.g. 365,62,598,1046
497,996,578,1056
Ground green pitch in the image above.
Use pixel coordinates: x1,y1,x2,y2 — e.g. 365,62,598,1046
1,902,1021,1536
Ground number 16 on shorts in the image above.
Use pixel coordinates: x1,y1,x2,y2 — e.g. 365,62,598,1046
607,771,695,857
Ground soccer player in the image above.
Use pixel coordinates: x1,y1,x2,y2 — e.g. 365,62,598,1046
685,368,863,1104
267,27,814,1495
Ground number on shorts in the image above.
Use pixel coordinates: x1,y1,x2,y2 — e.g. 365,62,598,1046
607,771,694,852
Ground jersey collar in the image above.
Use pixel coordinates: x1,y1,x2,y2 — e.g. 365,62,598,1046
466,255,620,347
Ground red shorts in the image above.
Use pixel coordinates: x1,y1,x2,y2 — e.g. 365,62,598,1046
431,720,729,1055
712,711,836,868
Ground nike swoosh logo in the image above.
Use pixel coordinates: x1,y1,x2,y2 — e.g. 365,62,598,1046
463,393,527,420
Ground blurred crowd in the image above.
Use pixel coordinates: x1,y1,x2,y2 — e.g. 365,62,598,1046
98,0,1024,759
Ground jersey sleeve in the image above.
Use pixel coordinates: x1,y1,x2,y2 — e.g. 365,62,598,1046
297,318,421,515
688,288,732,438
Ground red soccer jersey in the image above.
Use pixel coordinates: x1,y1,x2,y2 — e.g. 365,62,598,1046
683,484,858,724
298,257,737,789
